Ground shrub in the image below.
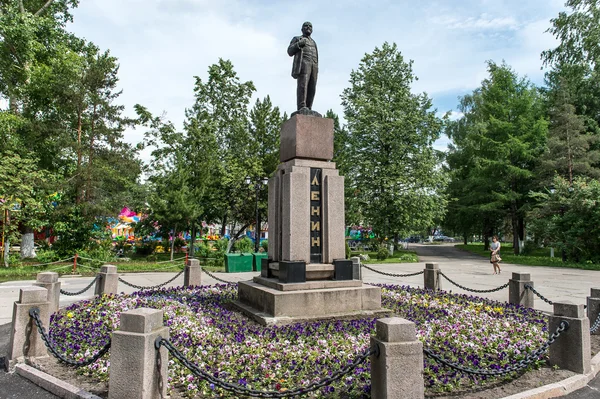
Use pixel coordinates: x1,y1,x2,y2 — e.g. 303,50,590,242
35,249,59,264
233,236,254,253
260,239,268,252
376,245,389,261
345,241,351,259
135,241,157,256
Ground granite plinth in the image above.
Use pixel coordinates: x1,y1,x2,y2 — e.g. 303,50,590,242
268,262,334,280
234,280,385,325
280,114,334,162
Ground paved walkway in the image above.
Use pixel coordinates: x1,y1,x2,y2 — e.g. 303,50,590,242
0,244,599,398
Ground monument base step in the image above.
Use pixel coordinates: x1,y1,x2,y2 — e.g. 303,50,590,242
253,276,361,291
234,280,386,325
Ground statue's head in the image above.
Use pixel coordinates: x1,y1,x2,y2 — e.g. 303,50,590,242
301,21,313,37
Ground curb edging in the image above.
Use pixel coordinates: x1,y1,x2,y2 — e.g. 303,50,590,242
500,351,600,399
15,363,102,399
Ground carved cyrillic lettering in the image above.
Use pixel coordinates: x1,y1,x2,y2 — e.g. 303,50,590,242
311,236,320,247
311,191,320,201
311,175,320,186
311,206,320,216
311,221,320,231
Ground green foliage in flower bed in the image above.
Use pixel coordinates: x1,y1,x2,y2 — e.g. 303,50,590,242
456,244,600,270
49,285,548,397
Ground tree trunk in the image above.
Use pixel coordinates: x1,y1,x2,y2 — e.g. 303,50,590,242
3,238,9,267
463,233,468,245
190,224,196,258
511,209,520,255
86,103,97,203
170,224,177,261
76,107,83,204
20,227,36,259
220,215,227,237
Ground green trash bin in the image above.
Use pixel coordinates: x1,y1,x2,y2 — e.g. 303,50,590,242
225,253,253,273
253,253,268,271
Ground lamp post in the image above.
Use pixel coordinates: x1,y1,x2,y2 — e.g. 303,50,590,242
245,177,269,253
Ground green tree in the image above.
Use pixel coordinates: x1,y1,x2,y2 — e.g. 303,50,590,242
445,61,547,254
539,82,600,183
340,42,448,240
529,175,600,262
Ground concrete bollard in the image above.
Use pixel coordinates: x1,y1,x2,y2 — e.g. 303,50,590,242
7,287,51,368
423,263,441,291
34,272,61,316
184,258,202,287
109,308,169,399
95,265,118,296
371,317,424,399
509,272,534,308
351,256,361,280
548,302,590,374
587,288,600,335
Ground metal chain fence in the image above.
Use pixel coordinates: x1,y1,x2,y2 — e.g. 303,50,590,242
59,275,99,296
423,320,569,376
29,308,111,367
361,264,425,278
201,267,238,284
524,284,554,306
439,272,509,294
590,313,600,334
156,336,378,398
118,269,185,290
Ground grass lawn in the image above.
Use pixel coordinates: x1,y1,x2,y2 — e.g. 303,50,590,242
0,253,225,283
455,244,600,271
350,249,419,264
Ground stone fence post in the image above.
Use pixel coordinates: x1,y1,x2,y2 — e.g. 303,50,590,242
109,308,169,399
351,256,361,280
95,265,118,296
184,258,201,287
548,302,590,374
370,317,424,399
7,287,50,368
34,272,60,316
423,263,441,291
587,288,600,335
508,272,534,308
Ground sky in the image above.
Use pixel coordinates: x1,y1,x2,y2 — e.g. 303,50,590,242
66,0,567,158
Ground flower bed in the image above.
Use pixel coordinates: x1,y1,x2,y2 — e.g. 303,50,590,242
49,284,548,397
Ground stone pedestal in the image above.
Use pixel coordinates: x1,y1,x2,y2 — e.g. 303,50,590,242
548,302,590,374
109,308,169,399
184,259,201,287
587,288,600,335
238,114,383,324
34,272,61,316
509,272,534,308
95,265,118,296
7,287,50,368
423,263,441,291
371,318,424,399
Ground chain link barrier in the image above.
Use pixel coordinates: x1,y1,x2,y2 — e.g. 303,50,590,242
423,320,569,376
118,269,184,290
59,275,99,296
29,308,111,367
201,267,238,284
360,263,425,278
156,337,377,398
439,272,509,293
590,313,600,334
524,284,554,306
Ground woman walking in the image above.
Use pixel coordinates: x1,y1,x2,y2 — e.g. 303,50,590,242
490,235,502,274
